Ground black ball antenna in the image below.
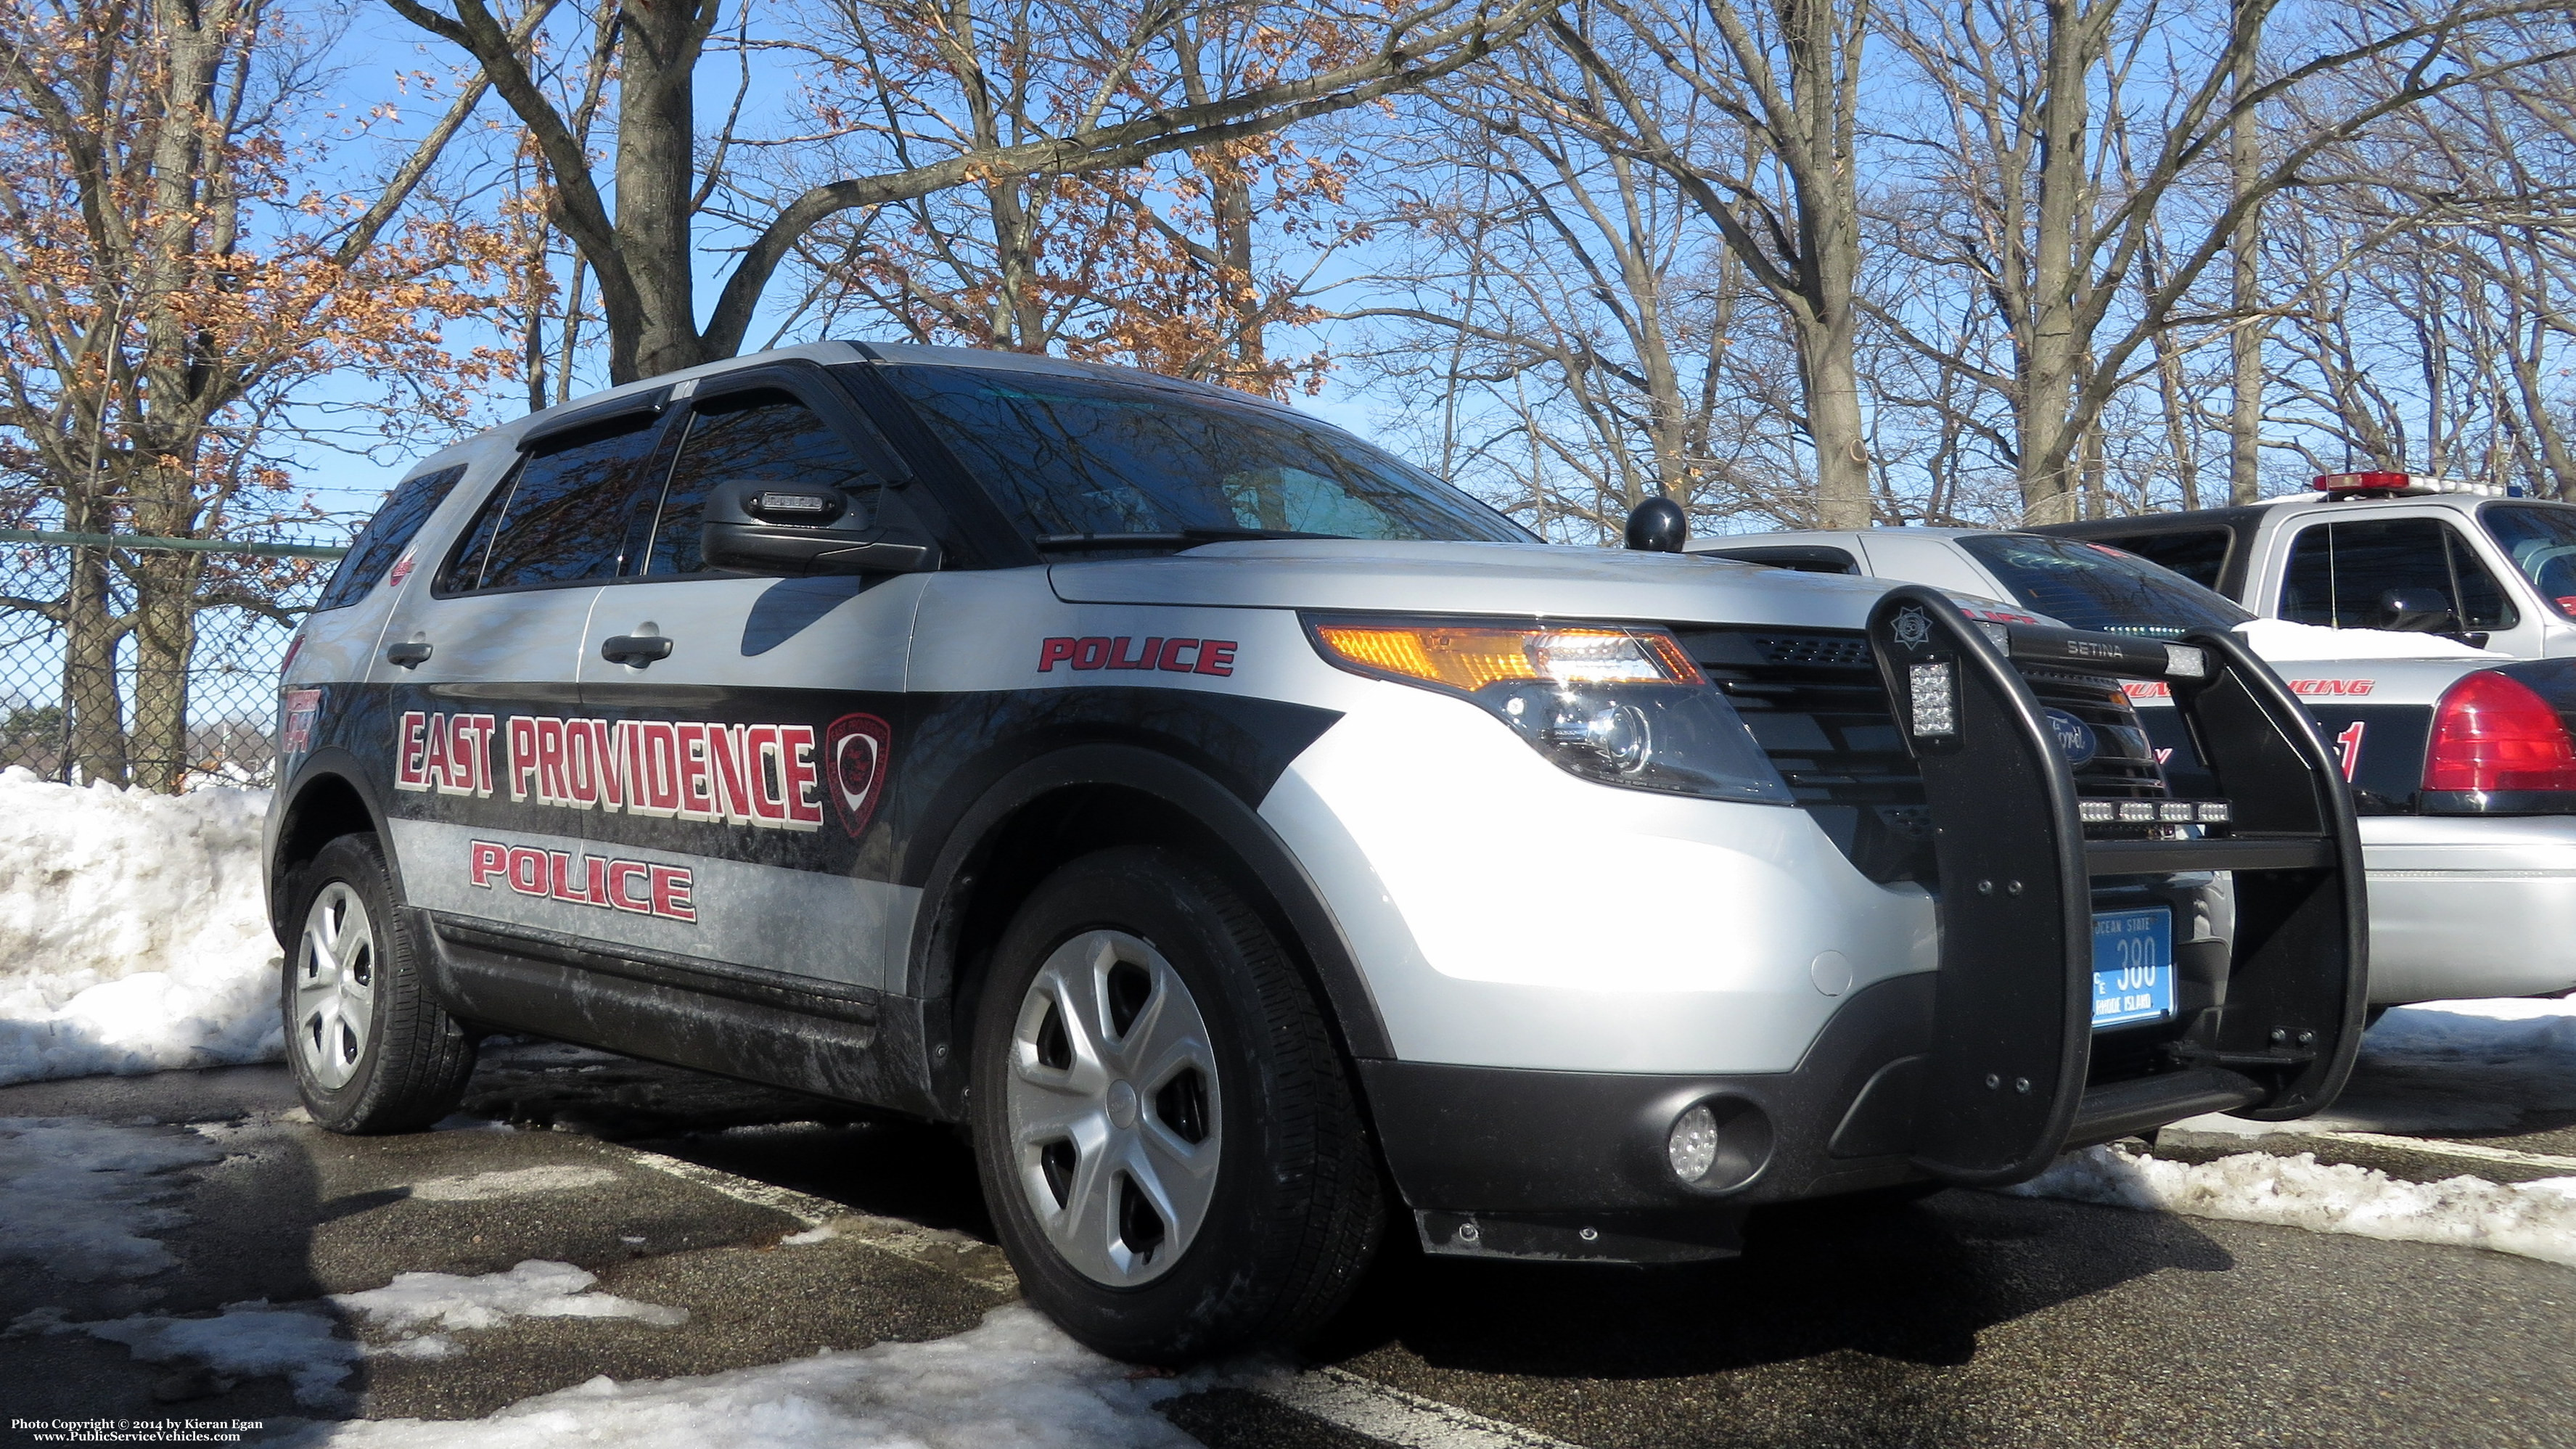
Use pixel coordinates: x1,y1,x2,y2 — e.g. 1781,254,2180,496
1624,495,1688,553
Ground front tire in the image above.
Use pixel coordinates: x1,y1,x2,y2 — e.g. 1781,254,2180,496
969,847,1382,1363
282,834,475,1133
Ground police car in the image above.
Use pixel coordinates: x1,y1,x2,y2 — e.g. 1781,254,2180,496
2039,472,2576,660
266,342,2365,1363
1694,525,2576,1009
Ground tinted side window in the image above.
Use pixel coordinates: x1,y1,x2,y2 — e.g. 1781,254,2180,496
315,465,464,609
440,422,665,591
2279,518,2516,630
643,390,877,577
2102,530,2231,592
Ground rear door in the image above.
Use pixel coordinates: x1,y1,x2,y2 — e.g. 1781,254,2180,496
370,396,671,937
566,369,930,998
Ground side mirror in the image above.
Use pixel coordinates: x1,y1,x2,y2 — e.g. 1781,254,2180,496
700,480,942,577
1625,496,1688,552
2375,587,2456,633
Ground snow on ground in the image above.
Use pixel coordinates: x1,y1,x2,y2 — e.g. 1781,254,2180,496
45,1300,363,1406
294,1304,1199,1449
2021,995,2576,1267
2011,1141,2576,1269
0,1117,223,1281
17,1261,694,1408
0,769,280,1085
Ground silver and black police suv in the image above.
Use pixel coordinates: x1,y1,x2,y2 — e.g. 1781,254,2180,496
266,342,2371,1362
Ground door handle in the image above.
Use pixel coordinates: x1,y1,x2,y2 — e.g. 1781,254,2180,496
385,640,432,668
602,634,673,667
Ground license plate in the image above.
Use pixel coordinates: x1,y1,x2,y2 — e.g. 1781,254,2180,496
2092,907,2175,1030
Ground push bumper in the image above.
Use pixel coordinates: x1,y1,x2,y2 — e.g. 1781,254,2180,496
2360,814,2576,1003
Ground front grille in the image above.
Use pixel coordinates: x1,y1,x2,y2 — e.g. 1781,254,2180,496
1673,625,2167,882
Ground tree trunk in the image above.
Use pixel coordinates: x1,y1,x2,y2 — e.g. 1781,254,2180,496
2228,0,2265,505
607,0,712,380
124,550,199,794
2017,1,2096,526
60,523,128,788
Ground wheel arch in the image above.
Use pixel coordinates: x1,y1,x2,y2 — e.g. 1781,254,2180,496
267,752,393,950
906,743,1392,1117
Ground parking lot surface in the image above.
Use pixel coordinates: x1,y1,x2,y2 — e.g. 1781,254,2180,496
2,1033,2569,1448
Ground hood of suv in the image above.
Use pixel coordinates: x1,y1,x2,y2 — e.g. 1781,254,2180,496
1046,538,1900,629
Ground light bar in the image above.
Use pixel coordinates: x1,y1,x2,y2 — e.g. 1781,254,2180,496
2080,798,2233,825
1908,662,1956,737
2313,472,2509,498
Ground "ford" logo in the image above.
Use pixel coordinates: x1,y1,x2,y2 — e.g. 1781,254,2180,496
2045,708,2099,765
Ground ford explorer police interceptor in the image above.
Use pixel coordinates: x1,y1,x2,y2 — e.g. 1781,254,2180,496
266,342,2366,1363
1694,526,2576,1011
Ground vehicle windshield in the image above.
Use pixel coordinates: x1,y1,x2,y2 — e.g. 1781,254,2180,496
2481,502,2576,618
879,364,1533,547
1957,533,2254,637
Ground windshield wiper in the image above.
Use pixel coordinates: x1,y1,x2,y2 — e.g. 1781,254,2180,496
1030,528,1350,553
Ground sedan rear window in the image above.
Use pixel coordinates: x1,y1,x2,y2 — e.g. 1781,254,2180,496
881,366,1530,546
1957,533,2253,638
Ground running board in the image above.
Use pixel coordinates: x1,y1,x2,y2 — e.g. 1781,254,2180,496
1867,586,2367,1187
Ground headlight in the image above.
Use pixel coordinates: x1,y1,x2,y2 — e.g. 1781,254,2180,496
1303,615,1792,805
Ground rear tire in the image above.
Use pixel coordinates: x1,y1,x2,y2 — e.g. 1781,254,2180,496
281,834,476,1133
969,846,1383,1363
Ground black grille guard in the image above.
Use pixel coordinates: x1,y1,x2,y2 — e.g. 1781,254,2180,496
1866,586,2367,1186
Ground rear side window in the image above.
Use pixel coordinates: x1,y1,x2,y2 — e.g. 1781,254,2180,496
2480,503,2576,617
440,420,665,592
2279,518,2516,631
314,465,464,609
2094,529,2231,592
641,390,881,577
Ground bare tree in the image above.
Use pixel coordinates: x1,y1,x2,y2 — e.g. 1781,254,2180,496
385,0,1561,384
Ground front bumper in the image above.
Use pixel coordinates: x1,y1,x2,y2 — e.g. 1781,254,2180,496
1361,970,2267,1263
2361,814,2576,1003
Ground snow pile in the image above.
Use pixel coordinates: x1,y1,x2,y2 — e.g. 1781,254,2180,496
0,1117,223,1280
2363,996,2576,1075
2234,616,2503,662
301,1305,1198,1449
0,770,282,1085
2012,1140,2576,1268
50,1300,361,1407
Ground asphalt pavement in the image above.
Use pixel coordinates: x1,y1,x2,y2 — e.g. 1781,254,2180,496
1,1037,2569,1448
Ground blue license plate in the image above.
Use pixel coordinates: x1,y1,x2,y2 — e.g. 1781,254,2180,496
2092,907,2175,1030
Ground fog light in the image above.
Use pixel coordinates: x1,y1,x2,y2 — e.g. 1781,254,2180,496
1668,1104,1720,1183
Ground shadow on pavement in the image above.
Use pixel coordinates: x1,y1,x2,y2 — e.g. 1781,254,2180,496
1313,1186,2234,1381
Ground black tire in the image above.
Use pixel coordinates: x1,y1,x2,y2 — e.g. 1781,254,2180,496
968,846,1383,1363
280,834,477,1133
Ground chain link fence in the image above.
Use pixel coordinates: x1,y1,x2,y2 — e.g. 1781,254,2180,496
0,534,343,792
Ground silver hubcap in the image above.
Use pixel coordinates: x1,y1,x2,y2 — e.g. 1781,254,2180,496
292,882,377,1090
1006,929,1222,1287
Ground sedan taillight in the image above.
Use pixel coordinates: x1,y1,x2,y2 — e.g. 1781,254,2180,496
2424,670,2576,792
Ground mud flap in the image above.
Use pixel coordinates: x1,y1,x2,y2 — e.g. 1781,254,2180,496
1867,586,2366,1186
